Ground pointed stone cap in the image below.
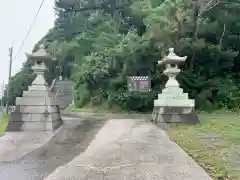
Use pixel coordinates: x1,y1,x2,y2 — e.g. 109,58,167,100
31,73,48,87
158,48,187,65
26,44,52,61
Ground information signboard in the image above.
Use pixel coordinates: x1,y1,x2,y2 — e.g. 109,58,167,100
127,76,151,91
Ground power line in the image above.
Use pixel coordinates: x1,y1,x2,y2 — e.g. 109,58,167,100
12,0,46,63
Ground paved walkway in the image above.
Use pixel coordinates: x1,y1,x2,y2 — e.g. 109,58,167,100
0,117,106,180
45,119,212,180
0,115,213,180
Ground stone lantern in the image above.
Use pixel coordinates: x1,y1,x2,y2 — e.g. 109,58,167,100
152,48,198,124
26,44,52,90
7,44,62,131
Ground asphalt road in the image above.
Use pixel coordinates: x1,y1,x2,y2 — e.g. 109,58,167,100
0,116,105,180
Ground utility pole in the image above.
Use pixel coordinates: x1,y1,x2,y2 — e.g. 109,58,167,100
5,47,13,114
1,81,4,109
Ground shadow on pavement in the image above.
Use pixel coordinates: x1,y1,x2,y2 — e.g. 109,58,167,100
0,118,106,180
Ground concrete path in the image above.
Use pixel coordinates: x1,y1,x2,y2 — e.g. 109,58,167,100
45,119,213,180
0,115,212,180
0,116,106,180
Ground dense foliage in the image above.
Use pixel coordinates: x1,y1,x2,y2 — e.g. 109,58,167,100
5,0,240,111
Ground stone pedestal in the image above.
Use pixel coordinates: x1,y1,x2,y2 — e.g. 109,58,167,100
7,91,62,131
152,88,198,124
152,48,199,124
6,44,62,131
152,107,198,124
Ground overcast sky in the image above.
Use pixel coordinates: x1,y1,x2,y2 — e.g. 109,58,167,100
0,0,55,88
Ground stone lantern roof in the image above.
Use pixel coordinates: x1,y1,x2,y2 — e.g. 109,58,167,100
158,48,187,65
26,44,52,61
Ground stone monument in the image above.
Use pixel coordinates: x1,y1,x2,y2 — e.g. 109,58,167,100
6,45,63,131
152,48,198,124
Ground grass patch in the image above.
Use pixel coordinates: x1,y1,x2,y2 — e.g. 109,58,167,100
168,113,240,180
70,103,139,114
0,113,10,135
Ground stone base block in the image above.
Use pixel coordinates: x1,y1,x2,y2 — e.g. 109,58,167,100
23,90,50,97
6,107,62,131
6,120,62,131
16,97,56,106
154,98,195,107
151,106,199,124
9,112,61,122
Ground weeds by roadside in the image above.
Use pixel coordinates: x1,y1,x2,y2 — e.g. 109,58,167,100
168,113,240,180
0,113,10,135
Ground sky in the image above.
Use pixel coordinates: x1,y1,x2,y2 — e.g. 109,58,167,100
0,0,55,90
